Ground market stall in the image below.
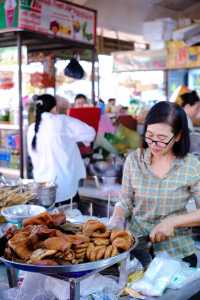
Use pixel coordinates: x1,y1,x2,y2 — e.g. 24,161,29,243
0,0,97,178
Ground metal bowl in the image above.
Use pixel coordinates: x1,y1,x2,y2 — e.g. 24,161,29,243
36,182,57,208
1,204,46,223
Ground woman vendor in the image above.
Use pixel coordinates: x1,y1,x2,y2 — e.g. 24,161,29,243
110,101,200,269
27,94,95,207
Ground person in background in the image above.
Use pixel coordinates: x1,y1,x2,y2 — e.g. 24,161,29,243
97,98,116,136
56,95,70,114
27,94,95,207
74,93,88,108
180,90,200,132
106,98,116,113
110,101,200,271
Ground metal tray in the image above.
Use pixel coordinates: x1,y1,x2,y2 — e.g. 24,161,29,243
0,248,132,278
0,237,137,278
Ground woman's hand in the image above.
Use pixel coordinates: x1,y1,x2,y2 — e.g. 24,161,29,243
108,216,125,230
150,217,176,243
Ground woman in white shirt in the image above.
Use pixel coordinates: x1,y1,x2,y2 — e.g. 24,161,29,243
27,94,95,206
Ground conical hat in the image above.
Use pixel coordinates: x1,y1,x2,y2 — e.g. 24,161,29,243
169,85,191,106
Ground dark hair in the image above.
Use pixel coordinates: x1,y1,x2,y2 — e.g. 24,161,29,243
108,98,116,103
141,101,190,158
181,91,200,107
75,94,87,102
32,94,56,150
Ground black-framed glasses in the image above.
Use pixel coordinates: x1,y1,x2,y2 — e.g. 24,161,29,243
144,135,175,148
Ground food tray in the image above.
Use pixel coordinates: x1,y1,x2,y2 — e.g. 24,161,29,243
0,247,133,278
0,235,137,278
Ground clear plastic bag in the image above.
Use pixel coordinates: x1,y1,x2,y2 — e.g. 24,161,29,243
16,272,57,300
0,287,20,300
17,272,118,300
169,266,200,290
130,252,183,296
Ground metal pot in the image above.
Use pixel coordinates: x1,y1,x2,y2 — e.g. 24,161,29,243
36,182,57,208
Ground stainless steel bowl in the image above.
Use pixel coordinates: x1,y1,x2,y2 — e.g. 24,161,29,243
1,204,46,223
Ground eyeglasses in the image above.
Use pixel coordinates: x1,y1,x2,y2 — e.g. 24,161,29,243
144,135,175,148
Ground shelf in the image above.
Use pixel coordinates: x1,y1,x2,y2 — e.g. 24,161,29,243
0,124,19,130
0,167,20,177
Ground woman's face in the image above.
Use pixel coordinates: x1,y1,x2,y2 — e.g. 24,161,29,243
189,102,200,119
184,102,200,119
145,123,178,157
75,97,86,108
50,106,57,114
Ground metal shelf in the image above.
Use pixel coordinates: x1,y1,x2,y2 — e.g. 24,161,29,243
0,124,19,130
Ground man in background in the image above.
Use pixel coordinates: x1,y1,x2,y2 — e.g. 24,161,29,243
74,93,88,108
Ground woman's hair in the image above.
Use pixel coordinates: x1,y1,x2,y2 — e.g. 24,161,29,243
180,91,200,107
74,93,87,102
32,94,56,150
141,101,190,158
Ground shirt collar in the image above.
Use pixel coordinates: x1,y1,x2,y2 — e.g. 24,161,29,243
143,148,184,168
143,148,152,165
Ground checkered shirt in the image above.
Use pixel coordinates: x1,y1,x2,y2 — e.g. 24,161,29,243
116,148,200,258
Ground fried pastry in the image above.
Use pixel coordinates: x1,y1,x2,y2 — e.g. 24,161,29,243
30,248,57,262
44,237,72,252
104,245,113,259
112,237,131,251
82,220,106,237
86,242,95,260
93,238,110,246
92,231,111,238
8,230,32,260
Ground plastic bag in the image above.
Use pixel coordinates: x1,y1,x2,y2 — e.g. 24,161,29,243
64,58,85,79
17,272,118,300
130,252,183,296
0,288,20,300
169,266,200,290
16,273,57,300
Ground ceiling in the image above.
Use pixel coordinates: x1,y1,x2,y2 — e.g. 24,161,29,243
68,0,200,52
150,0,198,11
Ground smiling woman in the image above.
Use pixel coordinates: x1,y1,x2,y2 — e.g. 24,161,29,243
109,101,200,272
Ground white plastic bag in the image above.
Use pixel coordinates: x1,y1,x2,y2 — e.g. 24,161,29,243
16,272,57,300
169,267,200,289
0,288,20,300
17,272,118,300
130,252,183,296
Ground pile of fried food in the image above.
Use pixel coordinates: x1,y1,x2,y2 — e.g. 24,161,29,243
3,211,134,266
0,187,35,209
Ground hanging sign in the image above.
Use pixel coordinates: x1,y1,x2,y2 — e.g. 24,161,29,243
0,46,27,65
112,50,167,72
18,0,96,45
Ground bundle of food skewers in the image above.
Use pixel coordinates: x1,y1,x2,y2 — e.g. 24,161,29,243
0,187,35,209
1,211,134,266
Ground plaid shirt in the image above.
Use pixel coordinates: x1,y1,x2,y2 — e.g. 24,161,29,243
116,148,200,258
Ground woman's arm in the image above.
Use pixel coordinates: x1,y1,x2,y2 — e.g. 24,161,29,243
150,210,200,243
64,115,96,145
173,209,200,227
151,158,200,243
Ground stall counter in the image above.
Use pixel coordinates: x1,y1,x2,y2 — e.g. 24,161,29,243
78,180,121,217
